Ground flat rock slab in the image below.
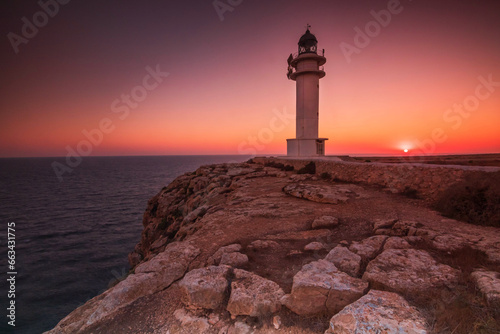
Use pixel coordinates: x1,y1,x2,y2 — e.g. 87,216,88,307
283,183,368,204
282,260,368,315
179,265,231,309
363,249,460,297
264,229,332,241
227,269,284,317
471,270,500,307
325,290,428,334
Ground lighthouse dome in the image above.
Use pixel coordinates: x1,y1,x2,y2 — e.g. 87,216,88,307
298,29,318,54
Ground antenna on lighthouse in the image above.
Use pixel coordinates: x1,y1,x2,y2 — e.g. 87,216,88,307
306,23,311,30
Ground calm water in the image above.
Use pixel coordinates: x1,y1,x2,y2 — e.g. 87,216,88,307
0,155,250,334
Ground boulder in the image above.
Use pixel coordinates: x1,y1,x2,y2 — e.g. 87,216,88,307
207,244,242,265
227,269,284,317
349,235,388,260
363,249,460,298
325,290,428,334
179,265,231,309
373,218,398,231
383,237,412,250
312,216,339,229
304,242,327,251
282,260,368,315
219,252,249,268
324,246,362,277
471,270,500,307
173,308,210,333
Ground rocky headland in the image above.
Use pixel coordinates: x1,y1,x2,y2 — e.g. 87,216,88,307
47,158,500,334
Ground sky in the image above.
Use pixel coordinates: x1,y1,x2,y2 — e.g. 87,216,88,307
1,0,499,157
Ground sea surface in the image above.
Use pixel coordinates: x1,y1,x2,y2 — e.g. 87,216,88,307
0,155,250,334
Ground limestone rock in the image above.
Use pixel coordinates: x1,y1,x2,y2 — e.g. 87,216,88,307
283,183,361,204
312,216,339,229
179,265,231,309
325,290,428,334
471,270,500,307
363,249,460,297
349,235,388,260
228,321,253,334
324,246,362,277
227,167,256,177
304,242,327,251
383,237,412,250
207,244,242,265
56,242,201,331
391,220,419,237
373,218,398,231
247,240,280,251
174,308,210,333
219,252,249,268
227,269,284,317
282,260,368,315
183,205,209,224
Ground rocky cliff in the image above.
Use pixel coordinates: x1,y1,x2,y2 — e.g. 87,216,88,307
47,160,500,334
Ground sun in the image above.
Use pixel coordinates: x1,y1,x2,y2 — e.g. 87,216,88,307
403,149,409,153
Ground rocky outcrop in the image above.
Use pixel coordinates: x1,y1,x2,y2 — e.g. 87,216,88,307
324,246,361,277
48,242,200,333
254,156,500,202
363,249,459,298
325,290,428,334
179,265,231,310
471,270,500,307
227,269,285,317
48,161,500,334
282,260,368,315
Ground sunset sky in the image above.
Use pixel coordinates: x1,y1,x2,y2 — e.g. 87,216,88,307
1,0,499,157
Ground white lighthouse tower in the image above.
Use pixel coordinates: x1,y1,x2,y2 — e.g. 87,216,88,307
287,26,328,157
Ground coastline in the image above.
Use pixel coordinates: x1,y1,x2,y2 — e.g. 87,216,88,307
47,158,500,333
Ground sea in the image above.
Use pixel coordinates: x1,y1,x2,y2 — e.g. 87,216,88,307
0,155,251,334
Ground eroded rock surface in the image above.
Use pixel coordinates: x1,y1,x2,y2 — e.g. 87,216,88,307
349,235,388,260
471,270,500,307
179,265,231,310
363,249,459,297
282,260,368,315
325,290,428,334
283,183,367,204
324,246,361,277
227,269,284,317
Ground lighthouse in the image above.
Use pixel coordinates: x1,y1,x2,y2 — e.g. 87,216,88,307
286,26,328,157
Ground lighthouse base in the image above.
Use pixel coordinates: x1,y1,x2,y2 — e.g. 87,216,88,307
287,138,328,157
